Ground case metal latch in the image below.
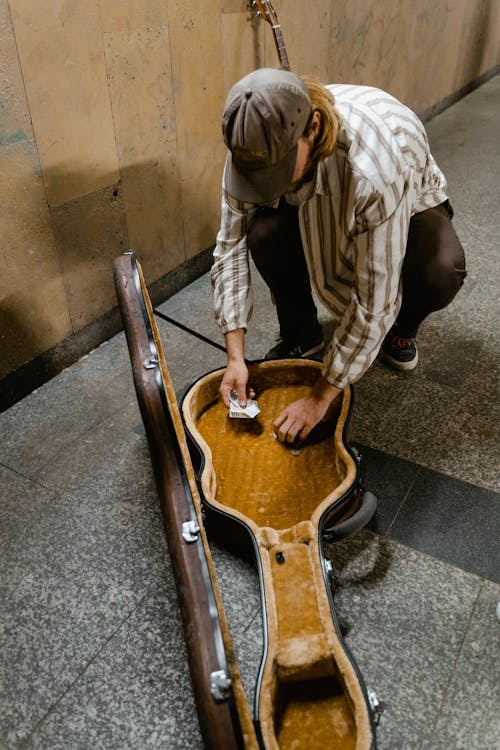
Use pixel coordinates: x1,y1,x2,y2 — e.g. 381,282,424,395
210,669,232,701
143,355,159,370
182,520,201,543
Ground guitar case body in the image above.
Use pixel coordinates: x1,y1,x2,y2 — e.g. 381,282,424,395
114,251,377,750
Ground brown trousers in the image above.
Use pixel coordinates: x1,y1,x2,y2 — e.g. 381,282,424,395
248,199,466,340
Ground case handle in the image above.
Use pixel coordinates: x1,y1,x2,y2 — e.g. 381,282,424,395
323,489,377,541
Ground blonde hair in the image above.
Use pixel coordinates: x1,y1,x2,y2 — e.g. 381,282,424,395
300,74,342,164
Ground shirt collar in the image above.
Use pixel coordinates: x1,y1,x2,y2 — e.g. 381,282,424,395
285,166,320,205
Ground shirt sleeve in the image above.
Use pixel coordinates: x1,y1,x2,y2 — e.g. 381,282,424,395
211,190,257,334
322,173,412,388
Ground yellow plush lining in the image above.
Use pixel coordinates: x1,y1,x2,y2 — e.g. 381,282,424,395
183,361,373,750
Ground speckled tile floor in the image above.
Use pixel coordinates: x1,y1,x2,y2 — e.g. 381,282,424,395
1,76,499,749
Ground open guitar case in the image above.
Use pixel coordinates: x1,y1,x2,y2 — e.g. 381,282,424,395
114,250,379,749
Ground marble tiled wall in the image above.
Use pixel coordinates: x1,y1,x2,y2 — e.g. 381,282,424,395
1,0,499,380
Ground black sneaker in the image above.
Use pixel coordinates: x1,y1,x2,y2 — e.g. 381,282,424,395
265,332,324,360
380,330,418,371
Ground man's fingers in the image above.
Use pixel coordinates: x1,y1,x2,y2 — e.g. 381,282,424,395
237,384,247,407
299,423,312,441
283,423,301,443
275,416,300,443
220,378,235,408
219,381,250,408
273,394,328,443
274,411,314,443
220,384,231,408
273,413,286,438
219,359,250,411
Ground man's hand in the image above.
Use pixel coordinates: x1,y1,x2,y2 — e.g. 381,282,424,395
274,376,341,443
220,359,251,408
219,328,255,408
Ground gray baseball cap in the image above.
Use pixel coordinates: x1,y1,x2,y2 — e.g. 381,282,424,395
221,68,312,203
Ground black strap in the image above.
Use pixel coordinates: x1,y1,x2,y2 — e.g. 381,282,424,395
153,309,227,354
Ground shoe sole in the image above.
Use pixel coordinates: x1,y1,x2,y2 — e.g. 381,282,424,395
380,348,418,372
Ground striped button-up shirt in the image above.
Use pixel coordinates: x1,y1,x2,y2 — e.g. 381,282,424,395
212,84,449,388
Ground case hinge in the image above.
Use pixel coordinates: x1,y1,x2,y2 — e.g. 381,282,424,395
210,669,232,701
182,520,201,543
143,355,159,370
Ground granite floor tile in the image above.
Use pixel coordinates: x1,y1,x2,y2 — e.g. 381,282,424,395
34,397,143,492
458,329,499,407
0,336,135,480
328,531,482,750
352,366,456,459
348,361,411,448
388,469,500,582
71,333,133,383
0,445,170,748
415,319,484,391
427,579,500,750
352,443,421,535
430,270,498,343
348,444,500,583
351,366,499,493
429,405,499,494
24,586,202,750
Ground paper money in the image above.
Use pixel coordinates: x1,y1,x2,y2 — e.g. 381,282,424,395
228,391,261,419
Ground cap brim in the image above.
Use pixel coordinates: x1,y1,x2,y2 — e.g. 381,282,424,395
223,145,298,204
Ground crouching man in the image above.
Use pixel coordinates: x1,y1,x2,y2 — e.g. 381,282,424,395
211,68,466,443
